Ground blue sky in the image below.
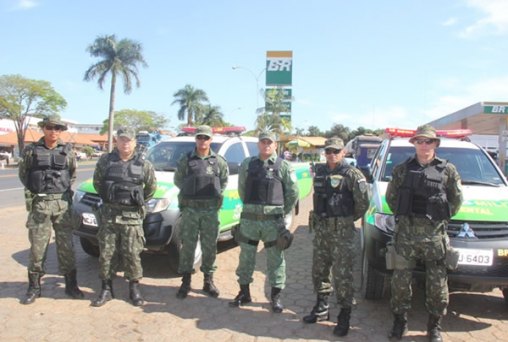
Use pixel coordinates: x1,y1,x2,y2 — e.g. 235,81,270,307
2,0,508,133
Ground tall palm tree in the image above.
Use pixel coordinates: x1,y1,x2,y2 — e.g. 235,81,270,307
172,84,208,127
84,34,148,151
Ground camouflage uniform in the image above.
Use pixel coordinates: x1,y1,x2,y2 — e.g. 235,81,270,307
91,127,156,307
303,137,370,337
18,114,83,304
230,130,299,312
173,125,228,298
386,124,463,341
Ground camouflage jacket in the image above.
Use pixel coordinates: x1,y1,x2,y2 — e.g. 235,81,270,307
238,153,299,216
93,148,157,205
386,155,463,218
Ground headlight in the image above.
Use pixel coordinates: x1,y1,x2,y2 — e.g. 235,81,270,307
145,198,170,213
374,213,395,233
73,190,86,204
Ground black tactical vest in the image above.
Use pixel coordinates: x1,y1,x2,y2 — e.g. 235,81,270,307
312,162,354,218
27,144,72,194
396,158,451,221
244,157,284,206
180,153,221,200
101,152,145,206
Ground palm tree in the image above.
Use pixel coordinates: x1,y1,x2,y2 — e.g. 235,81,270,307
256,87,292,136
84,34,148,151
199,104,226,127
172,84,209,127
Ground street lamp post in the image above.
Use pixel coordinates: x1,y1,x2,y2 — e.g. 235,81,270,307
232,65,265,114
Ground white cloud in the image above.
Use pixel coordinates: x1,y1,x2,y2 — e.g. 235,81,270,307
8,0,39,11
460,0,508,37
442,17,458,27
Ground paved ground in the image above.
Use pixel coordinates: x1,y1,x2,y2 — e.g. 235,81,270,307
0,195,507,341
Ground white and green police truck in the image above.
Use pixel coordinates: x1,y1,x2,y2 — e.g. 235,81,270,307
361,128,508,304
72,127,313,272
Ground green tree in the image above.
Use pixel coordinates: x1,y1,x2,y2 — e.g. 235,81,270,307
197,104,226,127
325,124,350,142
0,74,67,154
99,109,168,134
307,125,323,137
172,84,209,127
84,34,148,152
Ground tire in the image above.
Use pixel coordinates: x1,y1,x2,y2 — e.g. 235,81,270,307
168,217,203,274
79,237,100,257
361,243,386,300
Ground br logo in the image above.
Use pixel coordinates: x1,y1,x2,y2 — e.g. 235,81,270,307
267,59,292,71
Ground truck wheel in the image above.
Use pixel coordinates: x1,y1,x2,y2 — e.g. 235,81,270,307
168,218,203,274
79,237,100,257
361,245,386,300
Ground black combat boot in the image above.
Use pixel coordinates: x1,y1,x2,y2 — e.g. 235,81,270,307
303,294,330,323
333,307,352,337
427,314,443,342
389,313,408,340
203,273,220,298
271,287,284,313
21,271,41,305
229,284,252,307
176,273,191,299
64,269,84,299
129,280,144,306
91,279,114,307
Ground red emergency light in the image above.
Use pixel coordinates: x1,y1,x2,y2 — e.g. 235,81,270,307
385,127,472,139
180,126,246,135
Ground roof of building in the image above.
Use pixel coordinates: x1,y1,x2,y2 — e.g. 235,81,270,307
0,129,107,147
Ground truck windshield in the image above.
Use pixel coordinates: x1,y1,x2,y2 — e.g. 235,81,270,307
146,141,220,171
381,146,505,186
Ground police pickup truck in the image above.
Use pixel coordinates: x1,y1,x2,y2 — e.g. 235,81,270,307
72,127,313,272
361,128,508,304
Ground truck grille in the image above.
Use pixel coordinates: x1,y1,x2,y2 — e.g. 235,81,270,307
81,193,102,207
447,221,508,239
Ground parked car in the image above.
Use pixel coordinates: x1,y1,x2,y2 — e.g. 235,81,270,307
361,128,508,304
0,150,12,165
72,128,313,272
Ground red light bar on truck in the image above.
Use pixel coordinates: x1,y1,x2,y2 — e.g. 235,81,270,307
180,126,246,135
385,128,472,139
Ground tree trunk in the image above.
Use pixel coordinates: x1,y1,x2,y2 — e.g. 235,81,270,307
107,74,117,152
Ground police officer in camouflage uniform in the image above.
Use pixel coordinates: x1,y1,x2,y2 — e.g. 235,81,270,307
174,125,229,299
303,137,369,336
386,125,463,342
91,127,156,307
18,114,84,304
229,130,299,313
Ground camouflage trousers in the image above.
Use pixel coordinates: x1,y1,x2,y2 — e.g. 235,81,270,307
97,206,145,281
235,217,286,289
178,207,220,275
26,197,76,275
312,216,356,308
390,230,448,316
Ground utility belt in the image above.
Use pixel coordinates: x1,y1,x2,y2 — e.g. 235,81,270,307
105,203,140,211
180,198,217,209
35,193,64,201
240,212,283,221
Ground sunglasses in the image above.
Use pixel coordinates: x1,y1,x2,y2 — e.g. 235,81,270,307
44,125,63,131
196,135,210,141
414,138,436,145
325,149,342,155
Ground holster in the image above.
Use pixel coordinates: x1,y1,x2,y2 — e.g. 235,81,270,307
444,238,460,271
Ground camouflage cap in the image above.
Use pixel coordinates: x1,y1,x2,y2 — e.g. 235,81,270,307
37,114,68,131
409,124,440,143
258,130,276,142
324,137,344,150
116,127,136,140
195,125,212,138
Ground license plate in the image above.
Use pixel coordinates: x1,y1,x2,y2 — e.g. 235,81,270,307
456,248,493,266
82,212,98,227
